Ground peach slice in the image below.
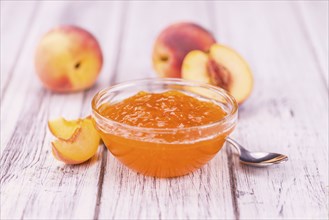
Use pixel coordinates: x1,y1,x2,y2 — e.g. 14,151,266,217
49,117,101,164
182,44,253,104
48,117,81,140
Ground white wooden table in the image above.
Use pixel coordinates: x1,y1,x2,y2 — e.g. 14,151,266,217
1,1,328,219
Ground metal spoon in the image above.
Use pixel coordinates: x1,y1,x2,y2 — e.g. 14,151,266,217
226,137,288,167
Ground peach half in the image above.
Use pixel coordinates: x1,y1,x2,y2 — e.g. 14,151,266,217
48,117,101,164
152,22,216,78
35,26,103,92
182,44,253,104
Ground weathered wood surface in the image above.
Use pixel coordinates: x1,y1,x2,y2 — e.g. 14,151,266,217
1,1,328,219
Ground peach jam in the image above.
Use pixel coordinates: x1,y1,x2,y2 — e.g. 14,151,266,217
92,79,238,178
99,91,227,129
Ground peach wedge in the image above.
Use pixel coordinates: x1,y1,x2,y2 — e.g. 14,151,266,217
48,117,101,164
182,44,253,104
48,117,81,140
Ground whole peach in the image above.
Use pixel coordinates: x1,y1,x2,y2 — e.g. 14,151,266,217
35,26,103,92
152,22,216,78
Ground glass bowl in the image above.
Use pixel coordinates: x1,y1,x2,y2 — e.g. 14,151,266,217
91,78,238,178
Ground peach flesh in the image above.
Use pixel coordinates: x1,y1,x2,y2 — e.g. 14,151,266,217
49,117,101,164
182,44,254,104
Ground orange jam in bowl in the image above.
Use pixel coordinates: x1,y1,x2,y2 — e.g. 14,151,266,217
92,79,238,178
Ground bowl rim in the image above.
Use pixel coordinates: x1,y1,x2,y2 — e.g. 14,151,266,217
91,78,238,133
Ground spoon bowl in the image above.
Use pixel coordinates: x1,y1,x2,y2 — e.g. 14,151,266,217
226,138,288,167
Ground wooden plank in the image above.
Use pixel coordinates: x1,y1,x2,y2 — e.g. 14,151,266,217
97,1,236,219
0,1,125,219
296,1,328,88
0,1,38,99
212,2,328,219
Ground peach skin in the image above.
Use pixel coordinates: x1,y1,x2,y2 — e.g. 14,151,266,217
35,26,103,92
152,22,216,78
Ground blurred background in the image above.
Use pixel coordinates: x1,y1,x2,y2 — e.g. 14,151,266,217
1,0,328,128
2,1,327,88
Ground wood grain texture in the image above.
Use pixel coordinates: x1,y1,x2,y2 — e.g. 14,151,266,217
297,1,328,88
0,1,38,99
212,1,328,219
1,1,328,219
1,1,124,219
